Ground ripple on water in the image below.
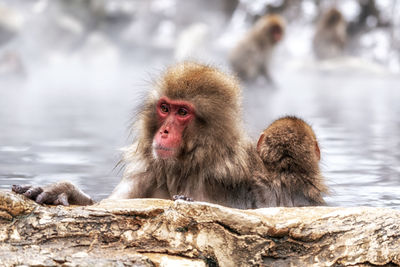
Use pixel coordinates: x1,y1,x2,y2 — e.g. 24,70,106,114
36,152,92,165
0,146,30,152
38,139,93,148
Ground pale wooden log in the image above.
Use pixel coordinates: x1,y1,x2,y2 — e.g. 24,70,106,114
1,190,399,266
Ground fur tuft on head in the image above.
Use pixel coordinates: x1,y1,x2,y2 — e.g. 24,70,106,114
258,116,320,173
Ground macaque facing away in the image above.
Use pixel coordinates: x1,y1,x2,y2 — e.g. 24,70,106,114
313,8,347,60
13,62,326,209
229,14,285,83
257,116,328,206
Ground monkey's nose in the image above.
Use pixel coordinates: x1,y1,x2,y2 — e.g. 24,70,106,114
163,129,169,134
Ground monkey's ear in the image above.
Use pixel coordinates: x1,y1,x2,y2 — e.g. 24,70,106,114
257,133,266,153
315,142,321,161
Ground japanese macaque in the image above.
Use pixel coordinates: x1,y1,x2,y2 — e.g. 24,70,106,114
313,8,347,60
12,62,326,209
257,116,328,206
229,14,285,83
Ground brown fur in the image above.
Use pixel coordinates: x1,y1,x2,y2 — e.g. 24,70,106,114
229,14,285,82
313,8,347,59
257,116,328,206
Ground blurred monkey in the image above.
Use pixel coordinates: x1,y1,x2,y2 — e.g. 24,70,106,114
313,8,347,60
229,14,285,83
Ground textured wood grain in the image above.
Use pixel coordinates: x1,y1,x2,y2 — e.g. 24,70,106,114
1,190,399,266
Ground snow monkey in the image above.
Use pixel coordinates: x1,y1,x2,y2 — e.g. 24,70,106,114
257,116,328,206
313,7,347,59
229,14,285,83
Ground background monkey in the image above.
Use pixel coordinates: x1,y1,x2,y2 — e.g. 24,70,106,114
13,62,327,208
313,8,347,60
229,14,285,83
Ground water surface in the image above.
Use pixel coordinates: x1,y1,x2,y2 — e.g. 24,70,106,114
1,56,399,208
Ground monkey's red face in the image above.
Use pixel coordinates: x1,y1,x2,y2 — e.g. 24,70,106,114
153,97,195,159
270,25,283,43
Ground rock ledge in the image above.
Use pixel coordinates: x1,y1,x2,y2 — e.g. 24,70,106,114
0,190,399,266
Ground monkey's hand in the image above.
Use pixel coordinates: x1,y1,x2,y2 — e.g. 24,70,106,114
12,181,94,206
173,195,193,202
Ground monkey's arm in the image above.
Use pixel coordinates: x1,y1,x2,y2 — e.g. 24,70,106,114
251,175,281,208
12,181,94,206
260,61,275,86
108,172,169,200
107,176,144,199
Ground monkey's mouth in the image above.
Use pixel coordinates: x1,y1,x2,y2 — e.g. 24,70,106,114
153,145,177,159
273,32,282,42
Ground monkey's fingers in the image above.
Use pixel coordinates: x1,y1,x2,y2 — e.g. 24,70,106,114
173,195,193,202
53,193,69,206
12,184,32,194
23,187,44,199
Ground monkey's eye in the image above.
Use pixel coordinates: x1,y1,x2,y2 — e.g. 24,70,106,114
160,103,169,113
177,108,188,116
